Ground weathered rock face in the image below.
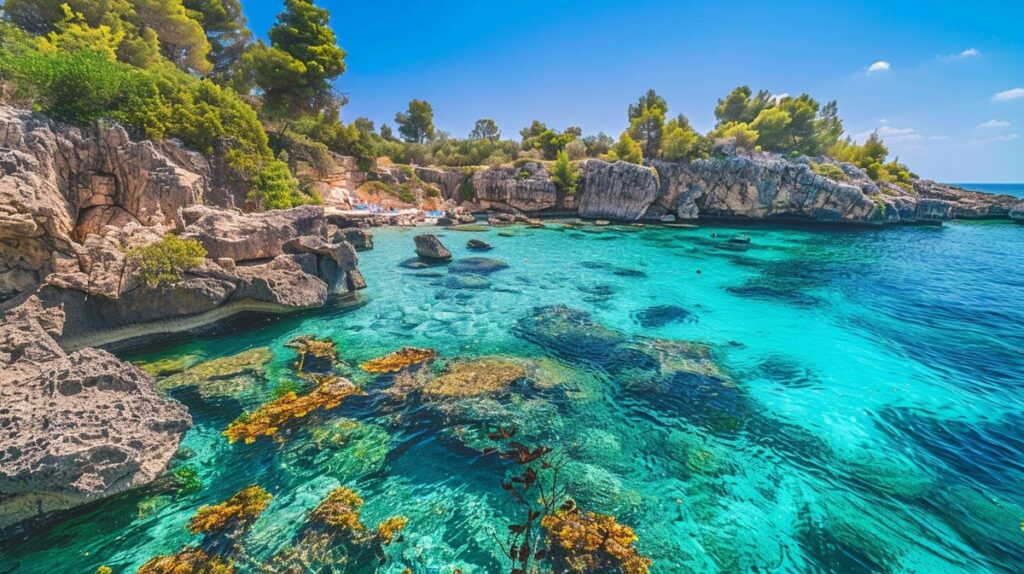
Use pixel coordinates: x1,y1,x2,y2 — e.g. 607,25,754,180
414,234,452,260
336,227,373,251
0,315,191,529
0,106,210,302
180,205,325,262
471,163,558,212
578,160,660,220
913,179,1024,220
415,166,464,199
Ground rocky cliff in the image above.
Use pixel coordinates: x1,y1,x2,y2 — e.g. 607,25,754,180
0,106,368,529
0,106,212,302
432,150,1023,225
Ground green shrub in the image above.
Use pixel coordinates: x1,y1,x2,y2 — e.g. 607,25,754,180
129,235,206,286
397,183,416,204
172,465,202,495
550,150,580,195
250,155,302,210
359,180,397,195
810,162,848,181
424,186,441,198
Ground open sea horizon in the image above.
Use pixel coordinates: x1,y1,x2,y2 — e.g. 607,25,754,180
951,183,1024,197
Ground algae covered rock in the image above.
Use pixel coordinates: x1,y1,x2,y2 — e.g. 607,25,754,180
285,335,339,375
448,257,509,275
159,347,272,398
283,419,392,479
360,347,438,374
423,357,528,397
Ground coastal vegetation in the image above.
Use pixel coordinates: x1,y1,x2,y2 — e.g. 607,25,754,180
0,0,918,215
128,235,207,287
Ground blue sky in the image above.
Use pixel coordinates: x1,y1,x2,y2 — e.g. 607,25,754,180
243,0,1024,182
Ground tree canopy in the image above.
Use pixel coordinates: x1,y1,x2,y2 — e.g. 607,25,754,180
395,99,435,144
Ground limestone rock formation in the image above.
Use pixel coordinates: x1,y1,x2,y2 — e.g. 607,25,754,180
414,234,452,260
471,163,558,212
336,228,373,251
0,106,209,302
180,205,325,262
0,315,191,529
578,160,660,220
912,179,1024,220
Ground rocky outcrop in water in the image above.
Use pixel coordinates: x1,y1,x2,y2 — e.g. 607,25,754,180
912,179,1024,220
0,312,191,529
414,234,452,260
0,106,211,302
418,149,1020,225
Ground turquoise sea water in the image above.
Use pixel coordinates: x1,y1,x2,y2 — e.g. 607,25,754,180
3,221,1024,573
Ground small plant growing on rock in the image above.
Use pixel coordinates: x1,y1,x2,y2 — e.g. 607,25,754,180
129,234,206,287
810,161,848,181
360,347,438,374
224,376,361,443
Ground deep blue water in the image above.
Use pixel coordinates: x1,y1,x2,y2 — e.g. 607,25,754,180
2,220,1023,573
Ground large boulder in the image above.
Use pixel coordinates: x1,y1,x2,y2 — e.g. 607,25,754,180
0,315,191,529
578,160,660,220
414,234,452,260
180,205,326,262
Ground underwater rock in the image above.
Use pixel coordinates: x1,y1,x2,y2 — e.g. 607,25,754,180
414,234,452,260
513,305,626,366
728,235,752,245
726,283,824,307
442,274,491,290
188,485,272,536
285,335,338,375
137,547,235,574
224,376,360,444
466,239,492,251
446,224,489,232
448,257,509,275
284,419,391,479
360,347,438,374
633,305,697,328
423,357,528,397
399,257,447,269
137,354,202,377
664,430,733,477
159,347,272,398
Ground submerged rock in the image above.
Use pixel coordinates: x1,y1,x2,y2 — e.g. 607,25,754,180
466,238,492,251
285,335,338,375
159,347,272,398
360,347,438,374
0,318,191,528
414,234,452,260
514,305,626,365
448,257,509,275
423,357,528,397
633,305,697,328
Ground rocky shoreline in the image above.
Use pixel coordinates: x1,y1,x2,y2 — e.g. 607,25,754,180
1,103,1021,531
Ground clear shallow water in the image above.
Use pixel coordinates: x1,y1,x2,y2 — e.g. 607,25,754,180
3,221,1024,573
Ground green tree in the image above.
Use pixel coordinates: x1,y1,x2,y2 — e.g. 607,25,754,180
714,86,772,126
519,120,548,142
750,107,791,151
241,0,345,117
582,132,614,157
603,131,643,164
550,149,580,195
379,124,395,141
626,89,669,159
395,99,435,143
35,4,125,61
775,94,820,154
133,0,211,74
659,114,702,161
710,122,759,151
182,0,253,81
469,118,500,141
814,100,844,154
250,152,302,209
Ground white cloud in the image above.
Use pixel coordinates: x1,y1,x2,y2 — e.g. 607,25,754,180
975,133,1020,144
876,126,922,142
992,87,1024,102
770,93,790,103
978,119,1011,128
939,48,980,61
867,61,891,73
928,135,950,141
